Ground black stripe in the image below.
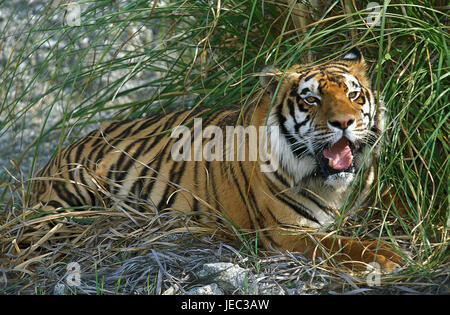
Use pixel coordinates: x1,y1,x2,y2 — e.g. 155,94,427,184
78,163,97,206
265,182,320,225
112,138,150,195
68,135,98,205
358,94,366,105
140,128,183,203
272,169,291,188
142,112,184,155
287,99,296,123
137,165,156,202
201,109,226,126
156,158,187,210
84,129,104,163
137,113,167,131
227,162,254,230
321,65,350,72
108,123,138,147
237,162,266,229
91,121,123,147
325,61,352,68
66,164,88,205
303,72,319,82
289,86,298,98
259,209,281,248
191,161,199,213
88,122,137,174
295,115,309,133
298,188,335,215
326,74,344,85
277,102,307,157
207,162,222,217
46,200,64,209
300,88,309,95
134,113,187,200
58,145,88,206
53,181,84,207
111,114,180,196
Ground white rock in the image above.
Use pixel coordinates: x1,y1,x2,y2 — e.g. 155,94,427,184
187,283,224,295
198,262,248,293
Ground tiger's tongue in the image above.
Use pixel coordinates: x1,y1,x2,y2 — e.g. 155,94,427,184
322,138,353,170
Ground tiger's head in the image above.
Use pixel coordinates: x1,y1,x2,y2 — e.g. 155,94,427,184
262,48,384,188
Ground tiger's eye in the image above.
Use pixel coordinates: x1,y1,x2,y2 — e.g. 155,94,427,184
348,91,359,99
305,96,317,104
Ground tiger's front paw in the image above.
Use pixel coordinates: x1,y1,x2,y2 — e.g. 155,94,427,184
347,240,405,272
318,237,406,272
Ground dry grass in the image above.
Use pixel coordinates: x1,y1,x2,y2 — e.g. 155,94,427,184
1,180,448,294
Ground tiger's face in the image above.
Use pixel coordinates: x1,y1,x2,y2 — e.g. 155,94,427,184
265,48,383,188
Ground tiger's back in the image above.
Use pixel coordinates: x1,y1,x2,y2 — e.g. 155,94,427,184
30,48,402,270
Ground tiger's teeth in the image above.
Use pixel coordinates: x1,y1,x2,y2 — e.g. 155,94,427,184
328,159,334,168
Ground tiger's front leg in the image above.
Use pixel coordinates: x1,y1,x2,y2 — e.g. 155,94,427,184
265,230,403,272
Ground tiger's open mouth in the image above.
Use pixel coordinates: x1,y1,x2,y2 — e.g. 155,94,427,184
316,137,355,178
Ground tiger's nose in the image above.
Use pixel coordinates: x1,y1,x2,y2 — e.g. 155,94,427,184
328,116,355,130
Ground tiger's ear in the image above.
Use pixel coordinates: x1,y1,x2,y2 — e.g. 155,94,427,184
341,47,367,73
341,47,365,64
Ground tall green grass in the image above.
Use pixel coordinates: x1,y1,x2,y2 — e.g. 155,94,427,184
0,0,448,287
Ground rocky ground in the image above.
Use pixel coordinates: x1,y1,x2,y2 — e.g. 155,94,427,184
0,0,156,177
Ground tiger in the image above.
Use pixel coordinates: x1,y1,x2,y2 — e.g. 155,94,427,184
29,48,402,271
